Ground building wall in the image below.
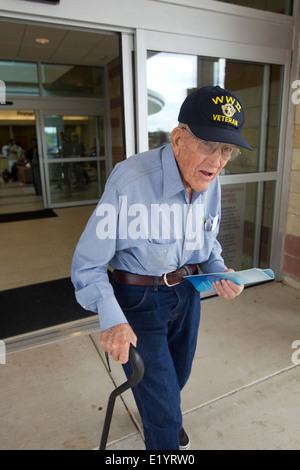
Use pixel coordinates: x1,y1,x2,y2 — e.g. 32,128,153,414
282,79,300,288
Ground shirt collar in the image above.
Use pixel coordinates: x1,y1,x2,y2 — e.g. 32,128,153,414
161,143,205,202
161,144,186,199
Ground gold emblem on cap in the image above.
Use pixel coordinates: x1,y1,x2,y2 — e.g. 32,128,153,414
221,103,236,118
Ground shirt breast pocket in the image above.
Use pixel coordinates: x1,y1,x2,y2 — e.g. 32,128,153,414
145,240,177,274
202,230,217,258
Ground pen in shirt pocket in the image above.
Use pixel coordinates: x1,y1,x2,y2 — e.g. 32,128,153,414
203,214,219,231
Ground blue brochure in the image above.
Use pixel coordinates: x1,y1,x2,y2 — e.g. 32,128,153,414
184,268,275,293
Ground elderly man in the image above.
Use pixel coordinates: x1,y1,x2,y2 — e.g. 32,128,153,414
71,86,252,450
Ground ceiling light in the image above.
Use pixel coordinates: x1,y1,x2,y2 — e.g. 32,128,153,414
35,38,50,45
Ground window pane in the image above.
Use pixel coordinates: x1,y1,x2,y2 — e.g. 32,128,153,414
147,52,197,148
147,52,283,174
43,114,106,205
41,64,105,98
47,159,103,204
0,61,39,96
44,115,104,159
224,61,283,175
218,181,276,270
214,0,293,15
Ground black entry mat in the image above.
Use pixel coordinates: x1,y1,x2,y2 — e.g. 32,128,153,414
0,278,96,339
0,209,57,223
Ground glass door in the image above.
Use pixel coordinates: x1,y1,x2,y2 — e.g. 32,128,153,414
0,109,44,214
41,111,110,207
145,51,282,272
134,27,291,279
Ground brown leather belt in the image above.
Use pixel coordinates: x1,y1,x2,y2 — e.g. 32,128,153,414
114,264,197,287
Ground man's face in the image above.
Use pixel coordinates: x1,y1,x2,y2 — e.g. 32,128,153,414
171,126,230,193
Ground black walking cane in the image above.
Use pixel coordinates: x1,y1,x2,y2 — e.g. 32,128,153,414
99,344,144,450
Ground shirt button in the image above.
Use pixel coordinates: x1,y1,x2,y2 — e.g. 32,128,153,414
163,249,167,253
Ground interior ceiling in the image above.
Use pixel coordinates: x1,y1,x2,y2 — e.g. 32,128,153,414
0,20,119,66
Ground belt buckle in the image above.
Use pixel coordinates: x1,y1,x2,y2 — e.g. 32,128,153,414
163,272,181,287
163,265,191,287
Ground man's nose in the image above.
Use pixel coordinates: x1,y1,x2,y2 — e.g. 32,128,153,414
208,146,223,166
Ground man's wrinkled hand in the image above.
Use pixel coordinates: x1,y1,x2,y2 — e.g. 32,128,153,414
212,268,244,300
100,323,137,364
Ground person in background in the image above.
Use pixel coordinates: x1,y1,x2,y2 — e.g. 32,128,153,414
27,138,42,196
2,139,10,158
7,138,18,178
11,141,26,182
71,132,86,190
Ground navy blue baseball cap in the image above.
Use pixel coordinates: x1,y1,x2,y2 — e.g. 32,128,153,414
178,85,253,151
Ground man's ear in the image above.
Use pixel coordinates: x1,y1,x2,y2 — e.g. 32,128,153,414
170,126,184,157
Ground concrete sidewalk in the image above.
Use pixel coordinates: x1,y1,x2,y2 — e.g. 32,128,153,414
0,282,299,450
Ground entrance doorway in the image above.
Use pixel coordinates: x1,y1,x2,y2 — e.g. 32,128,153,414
41,112,109,207
0,21,124,213
0,109,43,214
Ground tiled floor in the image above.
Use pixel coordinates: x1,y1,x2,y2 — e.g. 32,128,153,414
0,203,300,450
0,180,43,214
0,204,94,290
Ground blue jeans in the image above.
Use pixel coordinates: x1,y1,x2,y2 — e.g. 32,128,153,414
113,278,201,450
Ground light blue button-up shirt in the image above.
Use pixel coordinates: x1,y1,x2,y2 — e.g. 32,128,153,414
71,144,227,331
